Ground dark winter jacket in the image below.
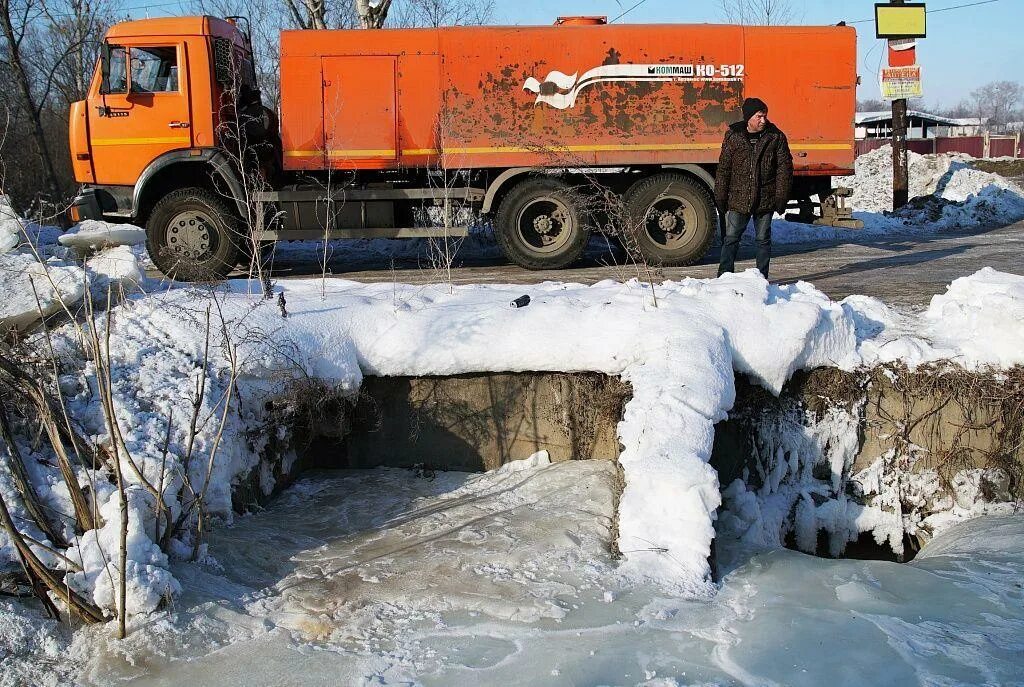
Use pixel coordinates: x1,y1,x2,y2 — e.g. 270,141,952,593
714,121,794,215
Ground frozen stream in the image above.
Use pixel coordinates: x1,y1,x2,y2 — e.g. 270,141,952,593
40,461,1024,685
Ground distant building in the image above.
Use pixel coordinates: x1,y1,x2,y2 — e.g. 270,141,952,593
935,117,990,137
855,110,961,139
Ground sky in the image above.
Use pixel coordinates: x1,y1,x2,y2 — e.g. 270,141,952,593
123,0,1022,108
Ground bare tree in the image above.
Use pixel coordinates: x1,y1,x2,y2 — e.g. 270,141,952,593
857,99,886,112
390,0,493,27
970,80,1023,132
0,0,64,198
0,0,116,212
44,0,119,109
719,0,795,25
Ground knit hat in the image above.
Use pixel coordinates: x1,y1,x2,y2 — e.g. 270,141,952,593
742,97,768,122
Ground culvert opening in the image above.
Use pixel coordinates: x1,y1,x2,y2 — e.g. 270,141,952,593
230,372,633,565
319,372,630,473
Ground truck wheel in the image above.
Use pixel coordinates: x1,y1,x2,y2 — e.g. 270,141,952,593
146,188,242,282
623,173,715,266
495,178,590,270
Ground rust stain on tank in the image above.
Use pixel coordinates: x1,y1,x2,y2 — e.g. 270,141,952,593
443,50,743,157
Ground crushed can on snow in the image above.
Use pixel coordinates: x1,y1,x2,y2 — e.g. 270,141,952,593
510,295,531,308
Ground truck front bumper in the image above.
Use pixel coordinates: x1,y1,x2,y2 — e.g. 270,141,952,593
67,188,103,223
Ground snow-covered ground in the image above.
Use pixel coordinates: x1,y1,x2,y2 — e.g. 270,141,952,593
1,158,1023,684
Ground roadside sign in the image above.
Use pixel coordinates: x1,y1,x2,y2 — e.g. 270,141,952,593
875,3,927,39
888,39,916,67
881,65,923,99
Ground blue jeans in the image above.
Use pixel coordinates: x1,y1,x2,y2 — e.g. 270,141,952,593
717,210,773,278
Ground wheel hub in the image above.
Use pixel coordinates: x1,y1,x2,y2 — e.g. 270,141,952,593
533,214,555,235
166,211,214,260
644,196,696,248
517,198,574,254
656,210,680,232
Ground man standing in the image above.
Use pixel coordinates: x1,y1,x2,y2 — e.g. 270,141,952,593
714,97,793,278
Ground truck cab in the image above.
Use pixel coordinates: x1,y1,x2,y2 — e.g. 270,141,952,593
69,16,269,279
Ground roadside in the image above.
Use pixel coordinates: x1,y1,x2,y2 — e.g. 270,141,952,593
253,220,1024,308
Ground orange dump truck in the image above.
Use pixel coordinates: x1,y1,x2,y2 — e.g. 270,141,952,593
69,15,858,280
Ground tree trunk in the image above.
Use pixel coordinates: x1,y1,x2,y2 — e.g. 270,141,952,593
355,0,392,28
0,2,63,199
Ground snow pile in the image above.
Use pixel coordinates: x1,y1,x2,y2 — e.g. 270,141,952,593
773,146,1024,243
841,145,978,214
0,251,85,334
850,267,1024,369
852,145,1024,229
58,219,145,252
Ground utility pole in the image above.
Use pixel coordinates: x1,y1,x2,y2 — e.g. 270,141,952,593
890,0,909,210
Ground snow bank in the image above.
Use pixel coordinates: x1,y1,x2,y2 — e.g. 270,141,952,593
847,267,1024,369
58,219,146,252
772,145,1024,243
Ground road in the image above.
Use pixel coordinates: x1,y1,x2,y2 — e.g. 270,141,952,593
256,220,1024,308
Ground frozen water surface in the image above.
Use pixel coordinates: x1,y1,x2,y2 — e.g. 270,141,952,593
59,462,1024,686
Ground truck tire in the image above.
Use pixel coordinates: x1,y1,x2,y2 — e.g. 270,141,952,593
622,173,715,266
146,188,242,282
495,178,590,270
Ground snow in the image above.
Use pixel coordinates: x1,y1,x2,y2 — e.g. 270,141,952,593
58,220,146,252
2,259,1022,623
846,267,1024,369
0,251,85,334
771,145,1024,244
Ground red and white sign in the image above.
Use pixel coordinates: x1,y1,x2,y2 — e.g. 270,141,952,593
887,38,916,67
881,65,923,100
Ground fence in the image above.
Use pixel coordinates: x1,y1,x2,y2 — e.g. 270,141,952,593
856,133,1021,158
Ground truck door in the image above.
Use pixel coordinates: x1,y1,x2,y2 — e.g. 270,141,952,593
87,43,193,186
321,56,398,169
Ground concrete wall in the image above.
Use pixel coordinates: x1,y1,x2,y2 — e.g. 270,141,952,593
712,366,1022,511
344,373,629,472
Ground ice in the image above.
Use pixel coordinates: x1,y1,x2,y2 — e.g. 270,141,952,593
8,466,1018,687
84,245,143,286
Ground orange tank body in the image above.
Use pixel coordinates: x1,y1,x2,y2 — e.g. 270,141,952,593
279,22,857,175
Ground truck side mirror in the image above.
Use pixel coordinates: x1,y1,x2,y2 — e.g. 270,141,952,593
99,42,112,94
